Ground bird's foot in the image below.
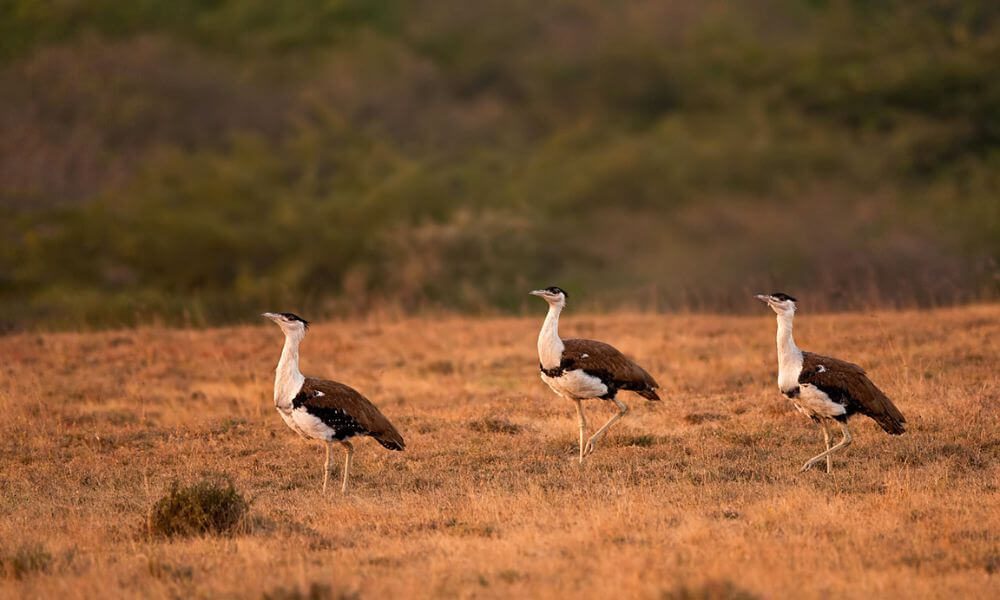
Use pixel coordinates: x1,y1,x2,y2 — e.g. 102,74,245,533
801,456,835,473
583,440,597,457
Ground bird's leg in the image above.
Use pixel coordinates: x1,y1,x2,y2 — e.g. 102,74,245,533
821,421,833,473
801,421,853,472
575,399,587,464
584,398,629,457
322,442,333,493
340,440,355,494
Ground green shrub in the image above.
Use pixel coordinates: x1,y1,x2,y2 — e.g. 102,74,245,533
1,0,997,328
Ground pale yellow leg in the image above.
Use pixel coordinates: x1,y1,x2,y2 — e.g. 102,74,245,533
322,442,333,493
575,400,587,464
340,440,355,494
801,421,852,473
821,421,833,473
584,398,629,457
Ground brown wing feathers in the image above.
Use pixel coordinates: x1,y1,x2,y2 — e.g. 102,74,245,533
800,352,906,434
563,339,660,400
299,378,406,450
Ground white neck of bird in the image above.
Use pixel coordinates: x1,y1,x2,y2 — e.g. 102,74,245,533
775,313,803,390
537,302,565,369
274,329,305,408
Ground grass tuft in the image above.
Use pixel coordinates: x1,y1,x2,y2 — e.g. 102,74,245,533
685,413,729,424
662,580,760,600
0,544,52,579
468,417,522,435
263,582,357,600
148,479,249,538
620,433,659,447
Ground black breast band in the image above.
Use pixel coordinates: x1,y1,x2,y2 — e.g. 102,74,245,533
540,363,565,377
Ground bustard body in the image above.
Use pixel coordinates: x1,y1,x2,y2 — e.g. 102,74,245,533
756,294,906,472
264,312,405,493
532,287,661,462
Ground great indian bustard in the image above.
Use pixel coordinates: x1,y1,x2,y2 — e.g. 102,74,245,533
755,293,906,473
262,312,405,493
531,287,661,462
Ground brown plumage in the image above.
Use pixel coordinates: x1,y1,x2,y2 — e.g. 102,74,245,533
755,292,907,473
263,310,404,493
800,353,906,435
532,286,663,462
297,378,406,451
561,339,660,400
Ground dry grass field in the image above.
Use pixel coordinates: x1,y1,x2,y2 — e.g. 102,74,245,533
1,305,997,599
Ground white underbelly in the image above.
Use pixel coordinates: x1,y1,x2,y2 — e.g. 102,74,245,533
276,406,307,437
790,384,847,419
288,407,337,441
541,369,608,399
277,405,336,440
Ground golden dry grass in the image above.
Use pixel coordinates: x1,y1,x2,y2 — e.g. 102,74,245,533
1,305,997,598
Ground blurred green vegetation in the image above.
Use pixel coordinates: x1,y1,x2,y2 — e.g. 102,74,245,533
1,0,998,330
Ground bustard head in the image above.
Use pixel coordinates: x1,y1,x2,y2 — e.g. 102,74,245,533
262,312,310,336
755,292,798,316
530,286,568,307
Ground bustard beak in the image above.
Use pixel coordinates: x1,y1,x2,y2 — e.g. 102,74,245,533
529,289,547,297
261,312,280,321
754,294,772,304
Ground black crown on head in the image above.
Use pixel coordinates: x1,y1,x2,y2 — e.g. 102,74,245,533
769,292,797,302
280,312,309,328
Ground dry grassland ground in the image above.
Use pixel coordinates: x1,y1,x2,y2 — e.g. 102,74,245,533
1,305,998,599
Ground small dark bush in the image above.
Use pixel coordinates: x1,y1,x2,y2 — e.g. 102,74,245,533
0,543,52,579
662,580,760,600
264,583,358,600
621,434,659,447
468,418,521,435
149,480,248,538
684,413,729,425
424,360,456,375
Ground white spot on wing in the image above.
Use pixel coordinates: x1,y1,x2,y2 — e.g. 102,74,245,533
581,353,589,358
817,365,827,373
314,390,325,397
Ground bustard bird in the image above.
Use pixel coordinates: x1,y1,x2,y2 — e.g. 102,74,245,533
755,293,906,473
531,287,661,462
263,312,405,493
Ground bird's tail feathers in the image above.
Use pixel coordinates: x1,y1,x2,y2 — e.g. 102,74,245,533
865,381,906,435
874,407,906,435
373,427,406,451
637,388,661,401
